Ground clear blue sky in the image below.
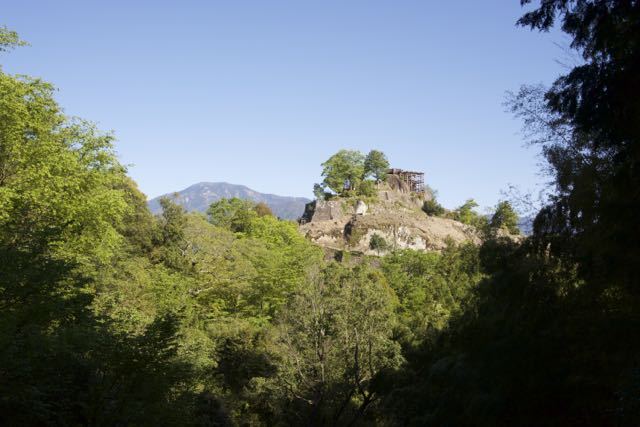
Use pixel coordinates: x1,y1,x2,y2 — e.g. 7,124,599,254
3,0,565,210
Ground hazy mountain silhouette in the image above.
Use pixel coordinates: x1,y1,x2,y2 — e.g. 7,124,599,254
148,182,310,220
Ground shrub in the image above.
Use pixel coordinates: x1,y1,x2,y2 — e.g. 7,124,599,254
369,233,390,254
423,199,445,217
254,202,274,217
490,201,520,234
357,180,378,197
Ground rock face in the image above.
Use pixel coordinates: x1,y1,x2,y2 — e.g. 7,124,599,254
302,200,346,222
355,200,368,215
385,174,412,193
300,180,480,255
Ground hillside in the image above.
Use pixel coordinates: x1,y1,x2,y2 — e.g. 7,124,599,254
4,2,637,425
148,182,310,220
300,175,481,255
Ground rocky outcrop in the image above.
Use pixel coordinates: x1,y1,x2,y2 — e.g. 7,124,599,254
299,182,480,255
355,200,368,215
386,174,412,193
301,200,346,222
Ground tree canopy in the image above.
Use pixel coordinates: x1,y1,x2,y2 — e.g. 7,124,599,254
364,150,390,183
207,197,257,232
3,1,640,423
511,0,640,293
319,149,390,197
0,26,27,52
490,200,520,235
320,149,365,195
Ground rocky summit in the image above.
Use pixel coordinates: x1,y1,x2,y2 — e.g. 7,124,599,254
299,174,481,255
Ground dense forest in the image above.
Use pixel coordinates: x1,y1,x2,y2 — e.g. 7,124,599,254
1,1,639,425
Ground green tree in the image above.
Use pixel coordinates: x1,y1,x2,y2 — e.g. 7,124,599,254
321,150,365,195
0,26,27,52
0,29,205,425
153,197,192,271
0,31,196,424
261,264,402,425
369,233,389,255
357,179,377,197
453,199,479,225
116,177,158,254
207,197,257,233
490,201,520,235
184,211,322,323
364,150,390,183
158,197,187,245
381,245,481,347
511,0,640,293
380,3,640,425
313,183,327,201
422,199,445,217
0,70,128,269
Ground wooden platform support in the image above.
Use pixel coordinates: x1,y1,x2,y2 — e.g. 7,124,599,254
387,168,425,194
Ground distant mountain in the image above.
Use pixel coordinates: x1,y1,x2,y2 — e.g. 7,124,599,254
483,214,534,236
518,216,534,236
148,182,311,220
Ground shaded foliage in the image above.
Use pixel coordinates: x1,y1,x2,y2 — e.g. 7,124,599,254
422,198,445,217
490,200,520,235
378,1,640,425
3,1,640,423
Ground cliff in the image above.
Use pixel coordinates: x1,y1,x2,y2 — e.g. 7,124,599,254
299,179,481,255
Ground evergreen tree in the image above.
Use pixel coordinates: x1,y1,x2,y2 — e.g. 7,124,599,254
490,201,520,235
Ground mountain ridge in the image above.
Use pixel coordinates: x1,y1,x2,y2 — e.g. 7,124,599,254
147,182,310,220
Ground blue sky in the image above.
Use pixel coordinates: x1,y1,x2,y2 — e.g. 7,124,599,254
3,0,566,210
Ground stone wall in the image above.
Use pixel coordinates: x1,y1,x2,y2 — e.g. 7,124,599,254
305,200,350,222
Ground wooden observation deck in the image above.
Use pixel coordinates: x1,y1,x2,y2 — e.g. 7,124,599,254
388,168,425,194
